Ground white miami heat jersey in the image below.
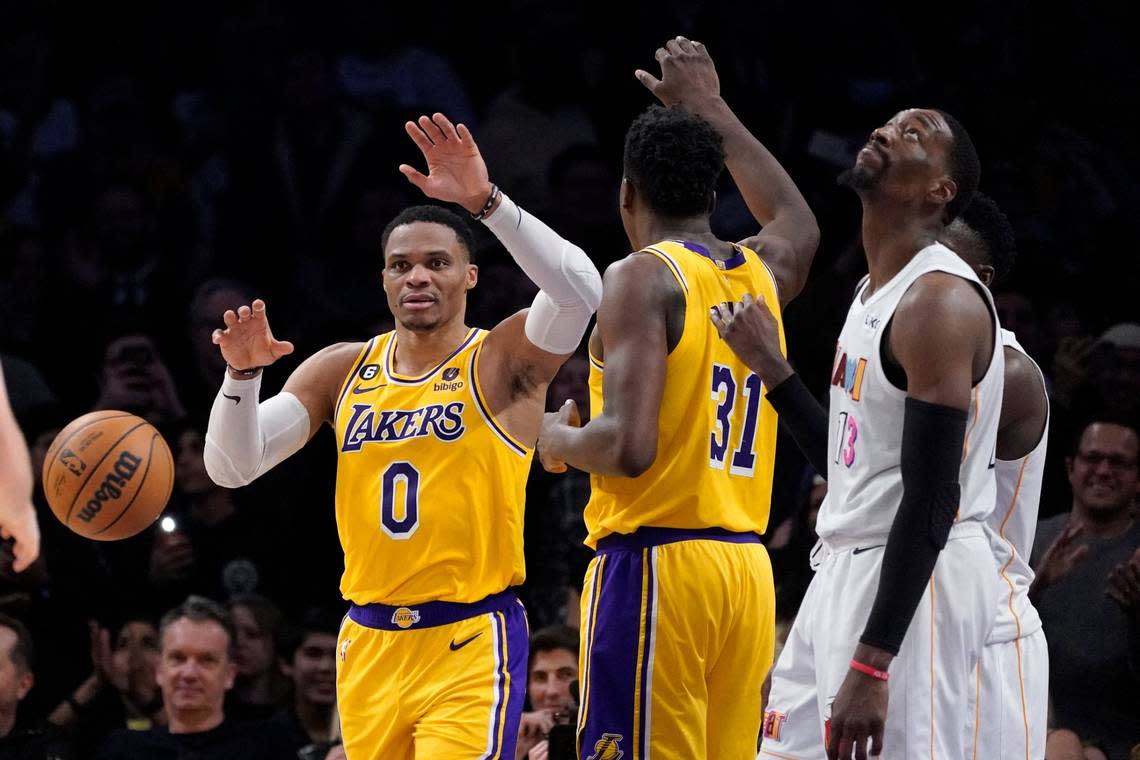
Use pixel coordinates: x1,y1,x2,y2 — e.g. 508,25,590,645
816,243,1004,543
986,329,1049,643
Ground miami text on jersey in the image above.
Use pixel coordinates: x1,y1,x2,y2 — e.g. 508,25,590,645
831,345,868,402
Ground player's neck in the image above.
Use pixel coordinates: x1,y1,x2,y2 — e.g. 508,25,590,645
393,318,470,376
640,216,721,255
861,201,941,296
1072,503,1133,539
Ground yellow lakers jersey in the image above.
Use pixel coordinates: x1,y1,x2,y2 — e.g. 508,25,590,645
333,328,533,605
584,239,785,547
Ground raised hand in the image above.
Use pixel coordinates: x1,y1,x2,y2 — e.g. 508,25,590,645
1107,547,1140,614
538,399,581,474
710,294,791,387
399,113,493,214
1031,521,1089,597
635,36,721,109
211,299,294,375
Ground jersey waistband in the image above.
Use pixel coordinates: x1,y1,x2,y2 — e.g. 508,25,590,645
595,526,762,555
818,519,986,556
348,589,518,631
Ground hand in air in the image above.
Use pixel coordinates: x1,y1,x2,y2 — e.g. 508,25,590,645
0,501,39,574
538,399,581,474
635,36,721,108
399,113,493,215
211,299,294,373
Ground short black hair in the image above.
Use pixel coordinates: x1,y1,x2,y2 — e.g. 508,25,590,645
279,606,342,662
957,192,1016,284
0,613,33,673
528,624,579,673
160,595,237,659
935,110,980,224
380,205,476,262
1069,415,1140,459
623,105,725,218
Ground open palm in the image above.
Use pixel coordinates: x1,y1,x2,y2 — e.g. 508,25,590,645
399,112,490,209
211,299,294,371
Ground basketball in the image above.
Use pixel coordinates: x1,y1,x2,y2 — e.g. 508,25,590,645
41,410,174,541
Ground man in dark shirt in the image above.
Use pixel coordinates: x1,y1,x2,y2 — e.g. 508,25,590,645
1031,418,1140,760
0,613,73,760
95,596,291,759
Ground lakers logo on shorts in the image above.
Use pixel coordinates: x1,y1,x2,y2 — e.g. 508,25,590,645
587,733,624,760
391,607,421,629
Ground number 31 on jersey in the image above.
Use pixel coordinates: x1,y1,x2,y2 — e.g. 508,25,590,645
710,364,763,477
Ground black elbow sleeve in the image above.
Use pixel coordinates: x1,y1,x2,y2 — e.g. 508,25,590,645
859,398,968,656
764,373,830,476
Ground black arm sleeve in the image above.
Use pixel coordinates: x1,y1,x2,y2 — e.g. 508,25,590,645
859,397,969,656
764,373,829,476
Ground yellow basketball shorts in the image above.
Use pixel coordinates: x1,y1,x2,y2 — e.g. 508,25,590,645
577,527,775,760
337,590,528,760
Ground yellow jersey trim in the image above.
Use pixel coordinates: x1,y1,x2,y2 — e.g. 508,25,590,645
384,327,480,385
470,341,531,457
333,337,379,429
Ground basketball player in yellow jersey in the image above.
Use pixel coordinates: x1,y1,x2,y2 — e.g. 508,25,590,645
202,112,602,759
539,40,819,759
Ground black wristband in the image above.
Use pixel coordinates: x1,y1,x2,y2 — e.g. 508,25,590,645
65,694,85,714
470,184,500,221
764,373,830,476
860,397,968,655
227,364,262,377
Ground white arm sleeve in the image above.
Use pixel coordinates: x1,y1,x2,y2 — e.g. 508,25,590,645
203,372,311,488
482,191,603,354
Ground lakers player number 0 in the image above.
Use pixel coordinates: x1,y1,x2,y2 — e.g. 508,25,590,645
380,461,420,539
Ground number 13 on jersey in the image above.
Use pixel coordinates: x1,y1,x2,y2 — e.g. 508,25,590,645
710,364,764,477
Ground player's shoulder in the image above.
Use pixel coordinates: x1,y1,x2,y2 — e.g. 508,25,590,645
896,270,989,325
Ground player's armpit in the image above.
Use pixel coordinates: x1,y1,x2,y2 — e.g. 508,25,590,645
539,255,673,477
889,271,993,411
996,347,1048,461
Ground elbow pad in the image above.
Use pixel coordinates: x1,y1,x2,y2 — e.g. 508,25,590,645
483,192,602,353
859,397,968,655
203,372,310,488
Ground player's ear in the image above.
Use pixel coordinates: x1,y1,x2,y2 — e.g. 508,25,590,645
466,263,478,290
619,177,635,212
977,264,995,287
929,175,957,209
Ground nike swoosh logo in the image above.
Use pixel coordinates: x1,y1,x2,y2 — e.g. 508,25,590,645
449,632,483,651
852,545,884,555
352,384,388,394
222,393,241,405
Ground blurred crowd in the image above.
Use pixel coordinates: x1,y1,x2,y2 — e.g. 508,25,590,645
1,1,1137,758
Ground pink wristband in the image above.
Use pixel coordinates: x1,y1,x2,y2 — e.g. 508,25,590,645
849,659,889,681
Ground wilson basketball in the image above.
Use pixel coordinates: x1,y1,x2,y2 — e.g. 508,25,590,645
41,411,174,541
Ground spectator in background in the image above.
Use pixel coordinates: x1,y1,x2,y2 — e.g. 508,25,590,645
95,596,289,759
0,613,73,759
225,595,290,722
1031,418,1140,759
91,332,185,428
516,625,579,760
47,614,164,750
271,607,340,759
184,278,257,422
